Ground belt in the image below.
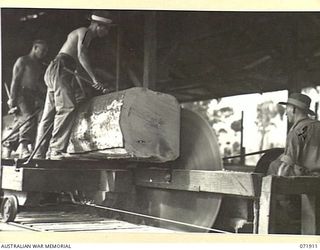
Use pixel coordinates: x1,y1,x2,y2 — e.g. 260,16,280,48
52,53,76,70
53,53,75,63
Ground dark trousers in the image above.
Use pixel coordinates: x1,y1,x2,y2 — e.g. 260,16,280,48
35,53,76,158
6,88,38,150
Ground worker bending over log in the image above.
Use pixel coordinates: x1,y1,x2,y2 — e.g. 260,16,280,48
35,11,113,160
3,40,48,159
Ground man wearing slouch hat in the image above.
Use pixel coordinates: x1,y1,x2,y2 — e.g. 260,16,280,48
268,93,320,176
267,92,320,234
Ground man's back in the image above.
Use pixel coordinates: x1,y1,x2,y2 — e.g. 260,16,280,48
59,27,88,62
290,118,320,172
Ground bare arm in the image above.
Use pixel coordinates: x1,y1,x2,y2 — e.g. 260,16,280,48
36,65,47,96
77,30,95,82
77,30,104,90
9,57,25,107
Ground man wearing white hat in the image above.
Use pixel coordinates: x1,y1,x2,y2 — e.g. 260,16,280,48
270,93,320,176
35,11,114,160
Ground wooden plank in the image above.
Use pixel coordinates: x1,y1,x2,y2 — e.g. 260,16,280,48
1,166,23,191
1,166,101,192
134,169,262,197
256,175,320,234
253,199,260,234
272,176,320,195
258,176,277,234
2,158,135,170
0,164,2,188
1,167,133,193
301,194,317,235
67,87,180,163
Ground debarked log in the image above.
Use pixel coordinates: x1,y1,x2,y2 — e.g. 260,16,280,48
67,87,180,162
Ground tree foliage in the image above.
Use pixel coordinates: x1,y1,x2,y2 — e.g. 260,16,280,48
256,100,281,150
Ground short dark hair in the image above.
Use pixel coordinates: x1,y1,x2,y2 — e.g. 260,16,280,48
33,39,47,47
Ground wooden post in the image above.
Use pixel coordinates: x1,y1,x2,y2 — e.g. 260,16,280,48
143,11,157,90
252,174,262,234
285,16,300,93
253,198,260,234
240,111,245,165
258,176,277,234
115,17,121,92
259,176,320,235
301,194,317,234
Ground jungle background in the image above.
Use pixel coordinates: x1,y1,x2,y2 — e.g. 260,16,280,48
182,87,320,166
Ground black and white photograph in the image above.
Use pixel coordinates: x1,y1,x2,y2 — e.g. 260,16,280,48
0,4,319,242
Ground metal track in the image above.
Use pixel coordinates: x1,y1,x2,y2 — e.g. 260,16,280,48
1,204,172,232
84,203,231,233
1,203,232,233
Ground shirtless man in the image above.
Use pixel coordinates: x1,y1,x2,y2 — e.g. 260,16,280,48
35,11,112,159
3,40,48,158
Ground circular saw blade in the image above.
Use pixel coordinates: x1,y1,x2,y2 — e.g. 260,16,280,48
138,108,223,232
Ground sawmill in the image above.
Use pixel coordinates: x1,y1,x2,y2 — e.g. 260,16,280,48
1,9,320,234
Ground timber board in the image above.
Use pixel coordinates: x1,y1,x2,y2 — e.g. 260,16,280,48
134,169,262,197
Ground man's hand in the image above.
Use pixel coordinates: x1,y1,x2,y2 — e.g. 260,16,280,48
92,80,104,91
277,162,292,176
92,80,108,94
7,98,16,109
8,107,18,114
7,99,18,114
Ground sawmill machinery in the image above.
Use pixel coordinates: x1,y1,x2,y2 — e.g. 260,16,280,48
0,87,283,233
2,9,320,234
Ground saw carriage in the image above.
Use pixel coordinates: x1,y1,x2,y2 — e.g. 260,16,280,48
1,10,320,234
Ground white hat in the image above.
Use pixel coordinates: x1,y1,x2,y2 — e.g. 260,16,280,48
89,11,115,26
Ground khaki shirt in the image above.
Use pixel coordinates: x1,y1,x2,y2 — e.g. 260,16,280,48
280,118,320,173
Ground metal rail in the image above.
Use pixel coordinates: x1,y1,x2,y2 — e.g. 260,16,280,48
83,202,232,233
0,204,174,232
8,222,44,232
222,148,274,160
1,202,232,233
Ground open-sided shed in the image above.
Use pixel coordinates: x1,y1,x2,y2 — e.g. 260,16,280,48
2,9,320,107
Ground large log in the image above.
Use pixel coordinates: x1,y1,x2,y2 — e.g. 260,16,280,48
67,87,180,162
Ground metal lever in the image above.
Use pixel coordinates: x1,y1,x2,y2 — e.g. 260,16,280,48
2,109,41,143
23,122,54,165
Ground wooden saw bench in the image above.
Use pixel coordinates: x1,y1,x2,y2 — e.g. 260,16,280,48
1,160,319,234
134,169,320,234
0,158,134,221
